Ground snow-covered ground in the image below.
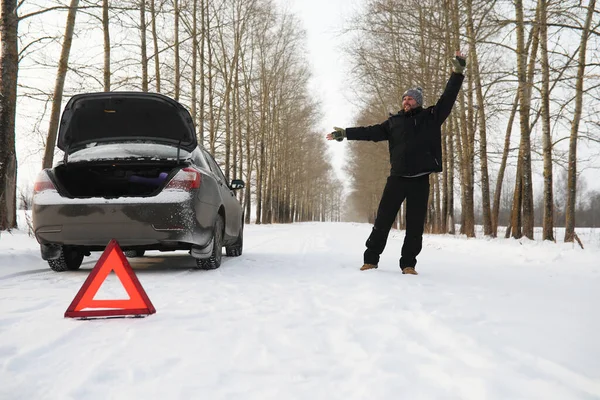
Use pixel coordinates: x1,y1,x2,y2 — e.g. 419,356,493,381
1,219,599,400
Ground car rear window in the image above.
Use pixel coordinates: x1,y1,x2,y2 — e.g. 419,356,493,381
68,143,191,162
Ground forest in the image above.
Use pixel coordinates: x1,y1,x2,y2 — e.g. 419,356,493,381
1,0,599,243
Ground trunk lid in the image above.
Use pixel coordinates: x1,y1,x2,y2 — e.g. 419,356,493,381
57,92,197,153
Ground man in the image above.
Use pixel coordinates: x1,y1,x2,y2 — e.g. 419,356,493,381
326,52,466,275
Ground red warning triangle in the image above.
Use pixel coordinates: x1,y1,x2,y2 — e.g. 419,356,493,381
65,239,156,318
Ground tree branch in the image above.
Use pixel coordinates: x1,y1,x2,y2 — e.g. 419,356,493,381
18,36,55,62
18,5,99,21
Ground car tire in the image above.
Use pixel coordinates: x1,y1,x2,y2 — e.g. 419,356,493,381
196,215,224,270
48,247,84,272
124,250,145,258
225,220,243,257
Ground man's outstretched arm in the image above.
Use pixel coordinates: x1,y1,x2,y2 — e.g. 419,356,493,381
433,51,466,124
326,122,389,142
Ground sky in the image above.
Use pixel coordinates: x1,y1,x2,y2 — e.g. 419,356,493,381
274,0,366,183
275,0,365,129
1,218,599,399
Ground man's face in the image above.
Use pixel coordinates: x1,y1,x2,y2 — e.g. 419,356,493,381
402,96,418,112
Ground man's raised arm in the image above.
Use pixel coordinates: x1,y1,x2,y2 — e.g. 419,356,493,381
433,51,466,124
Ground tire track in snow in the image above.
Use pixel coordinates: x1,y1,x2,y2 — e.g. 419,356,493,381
0,269,53,281
370,296,594,399
243,225,299,252
4,321,146,399
503,347,600,398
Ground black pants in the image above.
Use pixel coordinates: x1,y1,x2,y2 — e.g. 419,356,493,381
364,175,430,269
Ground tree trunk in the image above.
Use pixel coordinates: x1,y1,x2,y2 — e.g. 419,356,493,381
447,118,455,234
240,44,254,224
539,0,554,241
173,0,180,100
140,0,148,92
198,0,205,145
225,79,231,179
0,0,18,230
434,173,441,232
102,0,110,91
442,0,454,235
233,52,240,184
451,0,475,237
514,0,535,239
256,139,264,224
42,0,80,169
510,153,523,239
492,26,535,235
262,102,275,224
465,0,492,236
493,91,518,234
207,3,215,153
565,0,596,242
190,0,197,126
149,0,160,92
454,111,466,234
511,4,543,241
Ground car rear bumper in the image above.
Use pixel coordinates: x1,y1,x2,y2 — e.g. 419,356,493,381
32,191,216,250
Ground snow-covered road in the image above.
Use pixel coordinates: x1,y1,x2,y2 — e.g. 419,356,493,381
1,222,599,399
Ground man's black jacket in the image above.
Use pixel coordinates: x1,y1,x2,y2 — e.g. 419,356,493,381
346,72,464,177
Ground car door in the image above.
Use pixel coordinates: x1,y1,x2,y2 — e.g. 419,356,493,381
202,150,242,241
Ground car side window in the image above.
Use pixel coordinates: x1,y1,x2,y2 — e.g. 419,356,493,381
198,150,212,168
192,151,209,169
203,150,228,183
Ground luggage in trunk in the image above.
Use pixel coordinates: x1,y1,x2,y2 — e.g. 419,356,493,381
53,162,177,198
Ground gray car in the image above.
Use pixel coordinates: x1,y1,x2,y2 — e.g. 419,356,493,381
32,92,245,272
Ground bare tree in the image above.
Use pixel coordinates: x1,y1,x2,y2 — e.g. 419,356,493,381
2,1,94,230
513,0,536,240
42,0,81,169
140,0,148,92
0,0,19,230
539,0,554,241
173,0,180,100
190,0,198,123
565,0,596,243
465,0,493,236
198,0,205,144
452,0,475,237
103,0,111,91
494,91,518,236
149,0,161,92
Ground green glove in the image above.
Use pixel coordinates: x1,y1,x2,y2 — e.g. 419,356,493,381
451,54,466,74
331,126,345,142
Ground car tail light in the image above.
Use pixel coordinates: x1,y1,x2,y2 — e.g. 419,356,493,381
165,168,201,191
33,170,57,194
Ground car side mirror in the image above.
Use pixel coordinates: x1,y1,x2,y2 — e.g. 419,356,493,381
230,179,245,190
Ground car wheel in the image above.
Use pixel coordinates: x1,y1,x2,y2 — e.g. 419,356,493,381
225,219,243,257
196,215,224,270
48,247,84,272
124,250,145,258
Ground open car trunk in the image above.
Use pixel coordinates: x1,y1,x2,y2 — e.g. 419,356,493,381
52,162,180,198
58,92,197,154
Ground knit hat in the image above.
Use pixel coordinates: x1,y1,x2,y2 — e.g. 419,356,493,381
402,87,423,107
